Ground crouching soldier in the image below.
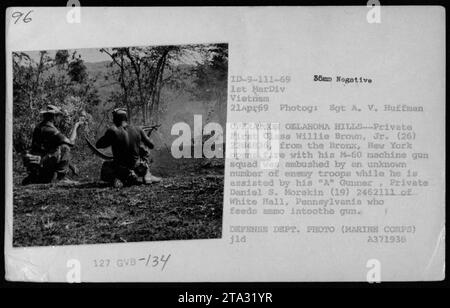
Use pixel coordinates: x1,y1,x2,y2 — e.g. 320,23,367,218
96,108,161,187
22,105,83,185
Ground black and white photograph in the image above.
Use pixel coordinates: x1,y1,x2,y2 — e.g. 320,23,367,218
12,43,228,247
3,5,445,286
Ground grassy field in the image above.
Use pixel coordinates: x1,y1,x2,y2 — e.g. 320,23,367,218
13,148,224,247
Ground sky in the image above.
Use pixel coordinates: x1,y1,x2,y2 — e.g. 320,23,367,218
22,45,210,64
24,48,112,63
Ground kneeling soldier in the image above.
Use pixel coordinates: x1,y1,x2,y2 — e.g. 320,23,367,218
22,105,83,185
96,108,161,187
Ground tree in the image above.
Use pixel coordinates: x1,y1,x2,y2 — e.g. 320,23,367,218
55,50,69,67
12,50,99,153
68,52,87,83
100,48,133,122
192,43,228,124
101,45,181,125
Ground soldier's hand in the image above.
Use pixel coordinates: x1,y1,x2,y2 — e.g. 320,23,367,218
23,153,41,165
75,117,86,129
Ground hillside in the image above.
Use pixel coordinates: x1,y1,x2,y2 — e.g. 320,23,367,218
13,147,225,247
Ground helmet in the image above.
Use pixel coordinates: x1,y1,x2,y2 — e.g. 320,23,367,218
40,105,64,115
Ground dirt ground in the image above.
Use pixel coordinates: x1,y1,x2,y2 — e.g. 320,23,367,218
13,148,224,247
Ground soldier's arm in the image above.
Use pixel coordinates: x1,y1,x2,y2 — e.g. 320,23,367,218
140,128,154,149
96,129,113,149
54,132,75,147
49,125,74,148
68,121,83,144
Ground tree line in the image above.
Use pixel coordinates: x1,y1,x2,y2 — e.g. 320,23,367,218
12,43,228,154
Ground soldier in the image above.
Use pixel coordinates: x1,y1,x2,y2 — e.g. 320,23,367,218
96,108,161,187
22,105,83,185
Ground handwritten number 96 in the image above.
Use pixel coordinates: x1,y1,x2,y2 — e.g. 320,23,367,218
12,11,33,24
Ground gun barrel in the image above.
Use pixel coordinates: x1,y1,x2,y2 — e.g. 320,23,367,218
142,124,161,130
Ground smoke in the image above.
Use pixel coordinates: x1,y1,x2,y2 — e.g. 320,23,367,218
154,90,226,151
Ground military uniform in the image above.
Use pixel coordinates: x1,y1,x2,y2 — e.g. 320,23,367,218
22,106,74,185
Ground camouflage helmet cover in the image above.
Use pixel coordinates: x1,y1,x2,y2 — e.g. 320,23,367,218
40,105,64,115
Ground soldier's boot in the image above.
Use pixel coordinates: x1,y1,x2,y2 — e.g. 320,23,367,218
57,178,80,186
124,170,140,186
143,169,162,184
55,171,79,185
